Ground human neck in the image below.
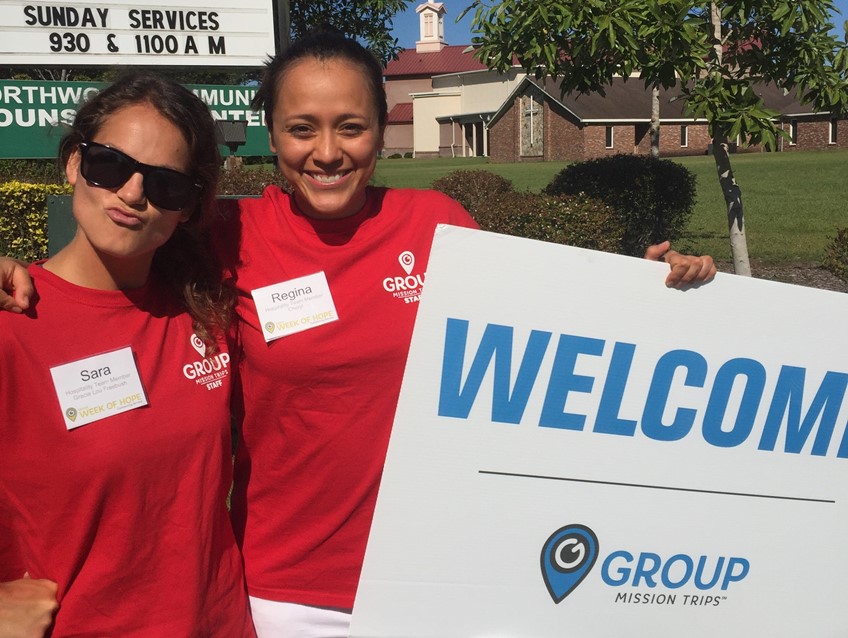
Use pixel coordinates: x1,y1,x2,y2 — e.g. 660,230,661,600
43,236,153,291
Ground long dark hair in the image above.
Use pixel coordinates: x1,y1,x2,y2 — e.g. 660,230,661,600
60,71,234,349
252,29,388,133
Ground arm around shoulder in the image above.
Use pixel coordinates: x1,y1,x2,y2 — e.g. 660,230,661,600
0,577,58,638
0,258,34,313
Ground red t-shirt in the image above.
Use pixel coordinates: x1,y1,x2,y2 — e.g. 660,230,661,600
216,186,478,609
0,266,254,637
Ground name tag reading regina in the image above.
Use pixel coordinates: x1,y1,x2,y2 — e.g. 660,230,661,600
251,271,339,343
50,346,148,430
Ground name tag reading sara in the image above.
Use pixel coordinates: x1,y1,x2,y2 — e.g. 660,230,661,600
50,346,148,430
251,271,339,343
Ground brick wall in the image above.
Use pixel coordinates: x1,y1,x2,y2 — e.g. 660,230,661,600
661,123,712,157
584,122,713,158
544,102,584,161
489,89,847,162
780,115,847,151
489,96,519,163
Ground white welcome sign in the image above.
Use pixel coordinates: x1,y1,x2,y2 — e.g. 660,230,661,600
351,225,848,637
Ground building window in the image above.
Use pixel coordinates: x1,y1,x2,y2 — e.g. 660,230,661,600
424,13,433,37
680,125,688,147
829,118,838,144
605,126,614,149
789,119,798,145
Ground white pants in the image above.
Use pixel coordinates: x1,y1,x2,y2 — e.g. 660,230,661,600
249,596,352,638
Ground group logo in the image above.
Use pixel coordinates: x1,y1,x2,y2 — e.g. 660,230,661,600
540,523,751,606
383,250,426,303
399,250,415,274
541,524,599,603
182,333,231,389
190,333,206,357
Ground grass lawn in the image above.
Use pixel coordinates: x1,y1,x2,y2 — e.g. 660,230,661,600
674,151,848,263
372,149,848,264
373,156,569,193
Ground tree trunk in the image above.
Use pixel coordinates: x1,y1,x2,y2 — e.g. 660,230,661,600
712,133,752,276
710,1,751,276
650,86,660,158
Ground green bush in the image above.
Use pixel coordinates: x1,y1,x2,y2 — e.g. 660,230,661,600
0,181,73,261
387,153,403,159
544,154,696,256
218,166,291,196
433,168,623,252
823,227,848,282
472,190,624,253
403,152,413,159
432,169,514,216
0,159,64,185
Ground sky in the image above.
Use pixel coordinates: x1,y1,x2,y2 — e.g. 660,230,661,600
389,0,848,50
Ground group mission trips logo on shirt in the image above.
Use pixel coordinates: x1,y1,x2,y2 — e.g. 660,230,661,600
383,250,425,304
541,524,750,608
182,333,230,391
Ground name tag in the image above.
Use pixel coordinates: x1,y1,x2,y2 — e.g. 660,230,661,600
251,271,339,343
50,346,148,430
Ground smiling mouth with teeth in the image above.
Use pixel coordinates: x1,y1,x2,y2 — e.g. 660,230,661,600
311,172,348,184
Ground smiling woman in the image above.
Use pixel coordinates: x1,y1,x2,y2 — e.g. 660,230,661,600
268,56,383,219
210,30,479,638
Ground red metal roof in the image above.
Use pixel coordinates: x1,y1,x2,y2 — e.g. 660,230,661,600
384,45,488,78
388,102,414,124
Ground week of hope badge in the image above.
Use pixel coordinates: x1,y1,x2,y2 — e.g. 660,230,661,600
50,346,148,430
251,271,339,342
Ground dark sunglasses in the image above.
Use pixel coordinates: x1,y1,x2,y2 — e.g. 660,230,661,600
78,141,202,211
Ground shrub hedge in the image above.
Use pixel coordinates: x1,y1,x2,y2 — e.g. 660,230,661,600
433,169,624,253
218,166,290,196
431,170,514,216
472,190,624,253
0,181,73,261
823,228,848,282
544,154,696,256
0,159,64,185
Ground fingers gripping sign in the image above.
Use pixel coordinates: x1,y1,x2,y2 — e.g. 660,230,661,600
644,240,717,288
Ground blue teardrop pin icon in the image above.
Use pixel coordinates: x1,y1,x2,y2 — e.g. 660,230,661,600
540,524,599,603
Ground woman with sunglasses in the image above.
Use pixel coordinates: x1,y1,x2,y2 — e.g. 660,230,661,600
0,72,255,637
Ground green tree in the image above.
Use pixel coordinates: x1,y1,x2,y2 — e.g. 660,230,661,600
0,66,259,86
281,0,410,64
464,0,848,275
0,68,106,82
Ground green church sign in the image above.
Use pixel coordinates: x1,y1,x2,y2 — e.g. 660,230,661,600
0,79,271,159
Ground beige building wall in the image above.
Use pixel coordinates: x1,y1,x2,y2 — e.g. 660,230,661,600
411,91,461,157
411,68,527,157
382,123,414,157
432,68,527,113
385,77,432,112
